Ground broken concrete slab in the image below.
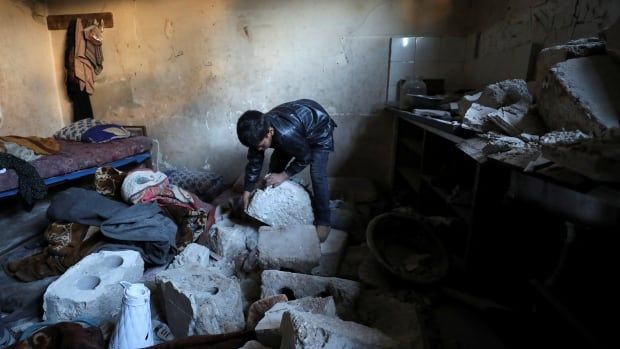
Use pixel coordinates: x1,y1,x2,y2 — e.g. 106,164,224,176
280,310,396,349
478,79,532,108
462,103,501,133
328,177,378,203
458,91,482,117
540,130,591,146
205,224,248,262
156,265,245,337
43,250,143,326
260,270,362,319
535,37,606,92
256,297,337,347
538,55,620,136
239,340,270,349
312,229,348,277
258,225,321,273
488,102,547,137
168,243,210,270
246,181,314,226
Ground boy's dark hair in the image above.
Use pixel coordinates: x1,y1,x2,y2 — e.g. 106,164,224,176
237,110,269,148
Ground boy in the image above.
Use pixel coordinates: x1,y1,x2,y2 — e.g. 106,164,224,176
237,99,336,241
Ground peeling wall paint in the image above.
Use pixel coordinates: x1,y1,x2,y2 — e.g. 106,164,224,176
0,0,63,136
43,0,473,186
464,0,620,87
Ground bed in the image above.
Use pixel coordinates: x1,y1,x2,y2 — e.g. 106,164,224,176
0,136,152,198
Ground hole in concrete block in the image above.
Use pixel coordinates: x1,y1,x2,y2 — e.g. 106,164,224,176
76,275,101,290
103,255,124,268
206,287,219,295
279,287,296,300
315,289,332,298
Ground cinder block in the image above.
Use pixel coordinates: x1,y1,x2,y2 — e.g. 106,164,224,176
246,181,314,226
43,250,143,326
256,296,337,347
260,270,361,319
168,243,210,269
280,310,396,349
205,225,247,260
258,225,320,273
312,229,348,276
156,265,245,337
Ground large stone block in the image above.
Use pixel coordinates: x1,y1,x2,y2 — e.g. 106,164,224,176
205,225,247,259
280,310,396,349
260,270,361,319
312,229,348,277
43,250,143,326
246,181,314,226
258,225,320,273
256,296,337,347
478,79,532,108
156,265,245,337
538,55,620,136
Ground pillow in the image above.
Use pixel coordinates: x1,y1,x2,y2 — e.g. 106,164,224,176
165,169,225,202
54,118,104,141
81,124,131,143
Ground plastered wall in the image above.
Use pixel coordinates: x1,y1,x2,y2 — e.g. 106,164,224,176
45,0,473,185
464,0,620,88
0,0,63,136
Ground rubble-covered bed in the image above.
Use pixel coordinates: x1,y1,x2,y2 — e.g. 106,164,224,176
0,136,152,198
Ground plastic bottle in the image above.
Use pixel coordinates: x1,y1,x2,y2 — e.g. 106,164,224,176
108,282,154,349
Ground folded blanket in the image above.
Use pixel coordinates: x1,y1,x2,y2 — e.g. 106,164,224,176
0,135,60,155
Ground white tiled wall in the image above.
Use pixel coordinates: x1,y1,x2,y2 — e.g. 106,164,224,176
387,36,469,104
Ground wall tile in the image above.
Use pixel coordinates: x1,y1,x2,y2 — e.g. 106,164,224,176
390,37,416,62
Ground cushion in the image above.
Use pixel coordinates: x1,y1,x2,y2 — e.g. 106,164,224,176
54,118,104,141
165,169,225,202
81,124,131,143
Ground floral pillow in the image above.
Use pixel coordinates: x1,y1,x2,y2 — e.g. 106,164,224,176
53,118,104,141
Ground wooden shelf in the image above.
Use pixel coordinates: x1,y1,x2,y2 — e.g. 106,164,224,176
397,167,422,192
399,137,424,156
421,176,473,221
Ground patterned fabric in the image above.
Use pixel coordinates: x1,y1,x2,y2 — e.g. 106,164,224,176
0,136,60,155
82,124,131,143
94,166,127,199
121,169,168,204
165,169,225,202
0,136,152,193
54,118,104,141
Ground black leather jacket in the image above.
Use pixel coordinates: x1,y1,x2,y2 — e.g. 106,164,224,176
244,99,337,192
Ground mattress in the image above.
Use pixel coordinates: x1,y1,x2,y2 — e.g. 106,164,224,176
0,136,152,195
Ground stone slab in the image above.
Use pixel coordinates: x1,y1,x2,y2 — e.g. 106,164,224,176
258,225,320,273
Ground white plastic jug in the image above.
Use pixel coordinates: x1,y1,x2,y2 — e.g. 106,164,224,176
108,282,154,349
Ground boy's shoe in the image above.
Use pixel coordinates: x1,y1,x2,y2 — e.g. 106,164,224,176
316,225,331,242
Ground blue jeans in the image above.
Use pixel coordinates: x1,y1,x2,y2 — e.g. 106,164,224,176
269,149,330,226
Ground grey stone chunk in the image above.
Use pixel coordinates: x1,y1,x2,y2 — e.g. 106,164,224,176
312,229,348,277
205,225,247,260
43,250,143,326
538,55,620,136
258,225,320,273
478,79,532,108
168,243,210,269
463,103,500,133
246,181,314,226
255,297,337,347
458,91,482,117
260,270,361,319
280,310,396,349
156,265,245,337
535,37,606,93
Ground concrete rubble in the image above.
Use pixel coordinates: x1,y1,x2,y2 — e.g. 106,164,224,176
239,340,270,349
43,250,143,326
258,225,321,273
280,310,397,349
255,296,337,347
246,181,314,226
168,243,210,269
312,228,348,277
156,264,245,337
260,270,362,319
538,55,620,136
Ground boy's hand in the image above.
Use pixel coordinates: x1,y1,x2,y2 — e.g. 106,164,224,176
243,191,252,211
265,172,289,187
